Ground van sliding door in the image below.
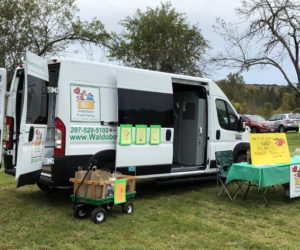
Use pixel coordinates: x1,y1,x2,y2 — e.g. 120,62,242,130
15,52,49,187
116,70,174,169
0,68,7,168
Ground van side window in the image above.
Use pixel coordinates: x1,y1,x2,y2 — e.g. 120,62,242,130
118,89,173,127
215,99,238,131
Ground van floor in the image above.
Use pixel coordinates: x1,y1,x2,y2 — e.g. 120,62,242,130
171,162,206,173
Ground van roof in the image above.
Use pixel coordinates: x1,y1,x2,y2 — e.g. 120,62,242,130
48,57,211,84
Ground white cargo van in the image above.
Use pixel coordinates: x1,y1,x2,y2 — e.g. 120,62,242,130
2,52,249,189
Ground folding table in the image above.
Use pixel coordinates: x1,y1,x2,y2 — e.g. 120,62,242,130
226,156,300,206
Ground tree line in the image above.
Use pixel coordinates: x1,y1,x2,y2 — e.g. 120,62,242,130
217,73,300,119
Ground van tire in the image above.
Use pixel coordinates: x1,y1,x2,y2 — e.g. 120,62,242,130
92,150,116,173
236,153,247,163
36,181,54,193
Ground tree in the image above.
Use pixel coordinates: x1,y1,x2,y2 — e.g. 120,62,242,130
0,0,109,79
217,72,246,102
233,101,247,114
213,0,300,93
279,92,296,112
262,102,273,119
108,2,209,76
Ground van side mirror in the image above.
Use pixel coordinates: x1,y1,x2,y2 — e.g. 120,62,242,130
243,121,246,129
238,117,245,132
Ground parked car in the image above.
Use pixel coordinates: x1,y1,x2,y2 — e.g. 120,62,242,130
268,113,300,132
240,114,277,133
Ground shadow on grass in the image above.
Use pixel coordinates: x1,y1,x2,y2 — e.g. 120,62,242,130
135,177,217,199
6,176,298,212
9,176,217,208
13,187,73,208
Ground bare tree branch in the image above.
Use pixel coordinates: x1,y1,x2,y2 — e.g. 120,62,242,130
213,0,300,93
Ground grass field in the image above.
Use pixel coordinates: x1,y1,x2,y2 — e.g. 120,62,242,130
0,133,299,249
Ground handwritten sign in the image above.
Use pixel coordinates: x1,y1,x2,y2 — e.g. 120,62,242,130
150,125,161,145
120,124,132,145
250,133,291,165
290,164,300,198
135,125,147,145
114,179,127,204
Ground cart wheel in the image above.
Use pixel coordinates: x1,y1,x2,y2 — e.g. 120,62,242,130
91,207,107,224
122,202,134,214
73,205,88,219
104,202,114,211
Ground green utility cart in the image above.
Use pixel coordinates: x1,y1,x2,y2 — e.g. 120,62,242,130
71,192,136,224
70,173,136,224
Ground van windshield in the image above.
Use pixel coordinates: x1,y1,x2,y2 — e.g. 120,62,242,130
26,75,48,124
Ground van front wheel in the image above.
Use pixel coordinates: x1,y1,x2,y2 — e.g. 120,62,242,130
236,153,247,163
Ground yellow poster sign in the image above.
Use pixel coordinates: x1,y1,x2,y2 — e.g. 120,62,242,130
120,124,132,145
250,133,291,165
114,179,126,204
150,125,161,145
135,125,147,145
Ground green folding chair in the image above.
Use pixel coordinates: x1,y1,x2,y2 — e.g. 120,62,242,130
215,150,243,200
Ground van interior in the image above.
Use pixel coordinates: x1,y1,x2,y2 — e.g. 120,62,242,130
171,83,207,172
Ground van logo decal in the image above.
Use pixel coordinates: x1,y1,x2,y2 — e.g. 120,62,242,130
235,133,242,140
70,84,100,123
31,127,45,163
74,87,95,110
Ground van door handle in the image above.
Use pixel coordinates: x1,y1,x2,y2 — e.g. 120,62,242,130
101,121,118,126
216,130,221,140
166,129,171,141
198,127,203,143
28,126,34,142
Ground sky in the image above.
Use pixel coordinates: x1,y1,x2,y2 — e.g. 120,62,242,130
74,0,294,86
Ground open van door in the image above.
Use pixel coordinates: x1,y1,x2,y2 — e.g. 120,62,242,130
116,70,174,170
15,52,49,187
0,68,7,169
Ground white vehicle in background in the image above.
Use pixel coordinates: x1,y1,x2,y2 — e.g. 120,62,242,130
1,52,250,189
268,113,300,133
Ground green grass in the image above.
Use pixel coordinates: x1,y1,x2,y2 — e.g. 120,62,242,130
286,131,300,155
0,133,299,249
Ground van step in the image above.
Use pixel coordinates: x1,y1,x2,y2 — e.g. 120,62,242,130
171,166,206,173
156,174,216,186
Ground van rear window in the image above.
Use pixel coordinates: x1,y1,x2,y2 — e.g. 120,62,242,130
26,75,48,124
